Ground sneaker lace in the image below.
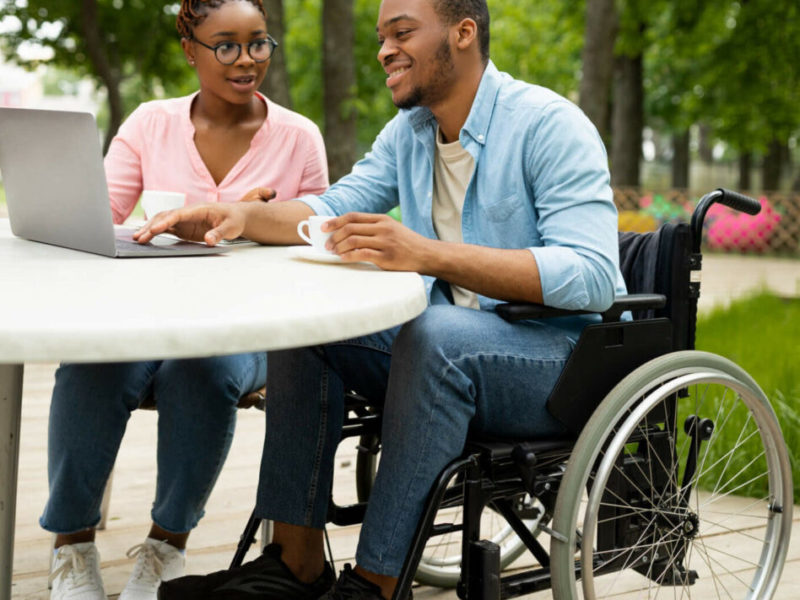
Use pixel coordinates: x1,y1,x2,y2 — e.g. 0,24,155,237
48,546,97,590
126,542,164,584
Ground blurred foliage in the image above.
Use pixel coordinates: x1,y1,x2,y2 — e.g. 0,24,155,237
644,0,800,153
0,0,196,132
0,0,797,167
280,0,584,155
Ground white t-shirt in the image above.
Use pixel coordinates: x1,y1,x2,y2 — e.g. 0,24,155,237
432,128,479,309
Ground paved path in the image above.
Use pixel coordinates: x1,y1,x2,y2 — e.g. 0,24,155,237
699,254,800,313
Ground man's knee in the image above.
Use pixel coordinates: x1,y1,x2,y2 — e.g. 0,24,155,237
394,305,471,364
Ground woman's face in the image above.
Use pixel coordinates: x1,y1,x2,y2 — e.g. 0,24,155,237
182,1,270,105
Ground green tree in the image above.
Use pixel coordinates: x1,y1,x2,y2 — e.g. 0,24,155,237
645,0,800,191
260,0,293,108
0,0,194,152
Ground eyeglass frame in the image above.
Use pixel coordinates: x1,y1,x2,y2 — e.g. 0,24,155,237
188,34,279,65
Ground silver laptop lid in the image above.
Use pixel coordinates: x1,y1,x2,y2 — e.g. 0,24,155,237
0,107,118,256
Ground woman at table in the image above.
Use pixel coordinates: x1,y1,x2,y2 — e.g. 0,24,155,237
42,2,328,599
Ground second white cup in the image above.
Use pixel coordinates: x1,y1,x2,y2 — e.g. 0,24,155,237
297,215,334,252
141,190,186,219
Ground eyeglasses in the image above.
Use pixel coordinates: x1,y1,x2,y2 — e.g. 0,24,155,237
190,34,278,65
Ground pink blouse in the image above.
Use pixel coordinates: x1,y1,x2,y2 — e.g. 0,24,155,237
104,92,329,223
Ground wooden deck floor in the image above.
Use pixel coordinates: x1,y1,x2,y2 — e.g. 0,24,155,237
11,359,800,599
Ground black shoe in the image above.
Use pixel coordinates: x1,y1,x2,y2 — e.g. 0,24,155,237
157,543,335,599
320,564,412,600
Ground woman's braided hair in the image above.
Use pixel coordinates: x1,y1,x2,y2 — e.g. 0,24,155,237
176,0,267,38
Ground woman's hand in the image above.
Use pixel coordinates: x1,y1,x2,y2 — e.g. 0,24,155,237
239,187,277,203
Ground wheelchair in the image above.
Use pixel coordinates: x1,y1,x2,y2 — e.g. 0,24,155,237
234,188,793,600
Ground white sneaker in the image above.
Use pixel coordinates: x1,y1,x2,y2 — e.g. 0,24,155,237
49,542,106,600
119,538,185,600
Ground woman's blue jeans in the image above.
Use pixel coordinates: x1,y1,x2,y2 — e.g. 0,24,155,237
40,352,266,534
257,305,573,576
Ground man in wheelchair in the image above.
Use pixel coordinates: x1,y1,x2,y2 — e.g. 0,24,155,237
139,0,791,599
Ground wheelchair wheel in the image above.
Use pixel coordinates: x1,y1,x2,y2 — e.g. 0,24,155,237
354,436,540,588
550,351,793,599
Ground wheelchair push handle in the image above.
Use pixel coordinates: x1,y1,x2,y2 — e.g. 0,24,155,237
714,188,761,215
691,188,761,253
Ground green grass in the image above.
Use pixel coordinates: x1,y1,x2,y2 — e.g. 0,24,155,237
693,292,800,502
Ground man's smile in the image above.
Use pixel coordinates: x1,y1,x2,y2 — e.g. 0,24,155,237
386,66,410,87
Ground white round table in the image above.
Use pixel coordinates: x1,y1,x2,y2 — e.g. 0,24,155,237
0,219,428,599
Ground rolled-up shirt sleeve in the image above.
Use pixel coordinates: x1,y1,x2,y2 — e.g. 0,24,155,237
527,101,620,312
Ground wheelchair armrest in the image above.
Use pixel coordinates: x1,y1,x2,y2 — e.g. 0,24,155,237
495,293,667,323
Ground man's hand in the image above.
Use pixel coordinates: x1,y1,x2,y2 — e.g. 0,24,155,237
324,212,433,272
133,203,248,247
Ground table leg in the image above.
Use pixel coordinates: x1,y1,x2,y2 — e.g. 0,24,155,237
0,364,23,600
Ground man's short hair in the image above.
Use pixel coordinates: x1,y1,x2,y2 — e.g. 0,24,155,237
432,0,490,62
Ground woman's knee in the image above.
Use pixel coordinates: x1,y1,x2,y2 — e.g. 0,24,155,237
155,354,262,407
52,361,155,412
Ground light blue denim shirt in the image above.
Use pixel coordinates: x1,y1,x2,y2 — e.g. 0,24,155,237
299,61,626,337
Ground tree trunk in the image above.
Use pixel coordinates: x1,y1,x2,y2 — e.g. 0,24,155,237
260,0,292,108
610,53,643,187
697,122,713,164
739,152,752,191
80,0,122,154
762,139,783,191
578,0,618,141
671,130,690,189
322,0,356,183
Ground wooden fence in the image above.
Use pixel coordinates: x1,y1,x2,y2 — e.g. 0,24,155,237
613,188,800,255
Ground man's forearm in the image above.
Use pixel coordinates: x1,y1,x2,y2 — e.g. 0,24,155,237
242,200,317,245
422,241,544,304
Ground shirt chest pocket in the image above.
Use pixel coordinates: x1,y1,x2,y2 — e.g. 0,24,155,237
480,191,525,223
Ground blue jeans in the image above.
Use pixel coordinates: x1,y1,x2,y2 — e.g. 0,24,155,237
257,305,573,576
40,352,266,534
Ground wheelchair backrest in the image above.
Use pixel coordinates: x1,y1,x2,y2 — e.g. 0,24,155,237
545,222,697,434
618,222,697,351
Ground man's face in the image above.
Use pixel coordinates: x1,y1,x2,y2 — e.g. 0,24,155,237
376,0,456,110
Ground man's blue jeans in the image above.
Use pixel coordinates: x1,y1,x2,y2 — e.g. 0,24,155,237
257,305,573,576
40,352,266,534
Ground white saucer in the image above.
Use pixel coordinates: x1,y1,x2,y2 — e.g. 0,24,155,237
287,245,344,263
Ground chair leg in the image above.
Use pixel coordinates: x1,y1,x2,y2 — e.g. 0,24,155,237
48,533,56,589
260,519,273,551
97,468,114,531
230,510,263,568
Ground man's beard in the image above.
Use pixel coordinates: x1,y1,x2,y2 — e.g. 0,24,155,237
393,36,454,110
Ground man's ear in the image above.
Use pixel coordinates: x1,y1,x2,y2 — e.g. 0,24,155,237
181,37,196,66
454,18,478,51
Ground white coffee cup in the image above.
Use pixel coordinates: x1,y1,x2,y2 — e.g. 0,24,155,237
141,190,186,219
297,215,334,252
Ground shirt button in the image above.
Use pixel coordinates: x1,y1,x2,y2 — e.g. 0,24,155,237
478,134,485,141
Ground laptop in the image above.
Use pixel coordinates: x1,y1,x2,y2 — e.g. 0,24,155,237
0,106,225,257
